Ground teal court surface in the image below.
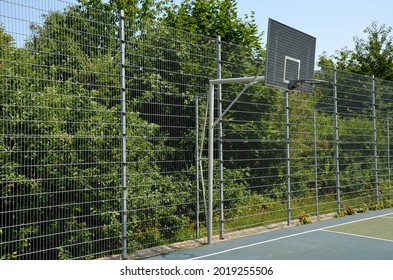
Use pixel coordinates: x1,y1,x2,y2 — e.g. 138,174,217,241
145,208,393,260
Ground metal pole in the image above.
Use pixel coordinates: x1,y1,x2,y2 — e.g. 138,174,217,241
208,82,215,245
119,10,127,260
314,111,319,216
333,66,340,213
217,35,224,240
372,76,379,203
386,114,391,199
284,89,291,226
195,95,200,238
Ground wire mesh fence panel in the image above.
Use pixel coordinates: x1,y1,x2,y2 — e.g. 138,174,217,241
219,83,288,232
375,78,393,202
335,70,375,209
123,16,217,252
288,91,329,218
1,1,122,259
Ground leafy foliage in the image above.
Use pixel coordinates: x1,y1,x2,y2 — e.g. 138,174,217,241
163,0,262,49
319,22,393,81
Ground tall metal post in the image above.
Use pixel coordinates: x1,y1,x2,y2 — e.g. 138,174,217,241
313,111,319,216
284,89,291,225
372,76,379,203
333,66,341,213
217,35,225,240
119,10,128,260
386,114,391,199
195,95,200,238
208,82,215,245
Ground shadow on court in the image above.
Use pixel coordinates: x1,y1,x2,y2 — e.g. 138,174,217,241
144,208,393,260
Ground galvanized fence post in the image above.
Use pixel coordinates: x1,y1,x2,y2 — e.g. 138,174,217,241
372,75,379,203
216,35,225,240
386,113,391,199
314,111,319,216
333,66,341,213
208,82,215,245
119,10,128,260
285,89,291,225
195,95,200,238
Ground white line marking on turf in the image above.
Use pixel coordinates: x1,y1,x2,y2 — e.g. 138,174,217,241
321,229,393,243
188,211,393,260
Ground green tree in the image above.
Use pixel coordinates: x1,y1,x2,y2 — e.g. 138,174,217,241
319,22,393,81
0,23,13,56
164,0,262,49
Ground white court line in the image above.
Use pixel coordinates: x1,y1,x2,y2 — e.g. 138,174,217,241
189,211,393,260
322,229,393,244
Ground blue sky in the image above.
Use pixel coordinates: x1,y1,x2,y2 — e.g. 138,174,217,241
234,0,393,60
2,0,393,61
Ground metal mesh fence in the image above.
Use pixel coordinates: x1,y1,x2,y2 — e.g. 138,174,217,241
1,0,123,260
216,67,393,237
123,16,217,255
1,0,393,260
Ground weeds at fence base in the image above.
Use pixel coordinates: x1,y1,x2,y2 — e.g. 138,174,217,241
334,198,393,218
298,211,312,224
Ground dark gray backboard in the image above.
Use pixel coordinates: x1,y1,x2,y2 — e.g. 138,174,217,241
265,18,316,92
